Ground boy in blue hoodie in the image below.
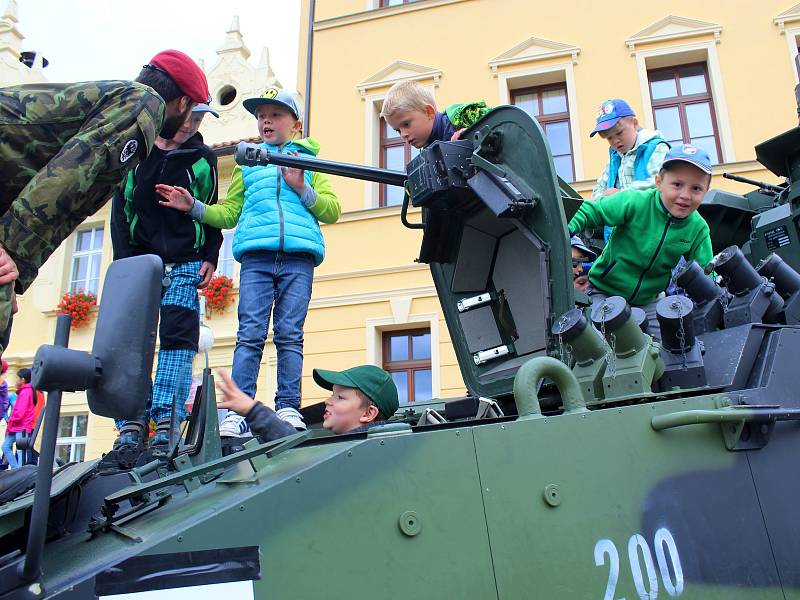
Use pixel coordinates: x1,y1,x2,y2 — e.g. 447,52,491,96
157,88,340,436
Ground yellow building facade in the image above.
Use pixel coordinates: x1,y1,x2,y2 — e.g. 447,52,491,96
7,0,800,461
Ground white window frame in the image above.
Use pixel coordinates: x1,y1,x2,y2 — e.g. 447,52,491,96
215,228,237,279
496,62,585,181
633,41,735,163
56,413,88,463
782,25,800,84
68,225,104,295
366,311,440,400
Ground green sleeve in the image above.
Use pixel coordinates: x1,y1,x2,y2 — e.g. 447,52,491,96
568,189,636,233
201,165,244,229
308,171,341,224
688,223,714,269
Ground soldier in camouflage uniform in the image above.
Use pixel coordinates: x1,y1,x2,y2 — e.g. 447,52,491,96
0,49,210,354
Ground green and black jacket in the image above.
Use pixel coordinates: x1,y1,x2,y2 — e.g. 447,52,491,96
568,188,713,305
111,131,222,266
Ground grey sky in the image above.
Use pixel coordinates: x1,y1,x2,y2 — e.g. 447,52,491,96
16,0,302,91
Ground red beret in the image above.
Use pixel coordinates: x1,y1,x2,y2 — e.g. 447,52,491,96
148,49,210,104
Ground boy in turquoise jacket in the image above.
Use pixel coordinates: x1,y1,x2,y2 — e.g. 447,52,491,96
568,144,714,340
157,88,340,435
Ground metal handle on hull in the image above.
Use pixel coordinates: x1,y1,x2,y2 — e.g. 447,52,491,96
513,356,588,419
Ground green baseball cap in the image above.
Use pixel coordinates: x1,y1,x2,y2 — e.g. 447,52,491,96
313,365,399,418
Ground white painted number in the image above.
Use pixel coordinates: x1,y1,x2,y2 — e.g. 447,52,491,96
654,528,684,597
594,528,684,599
594,539,620,600
628,534,658,599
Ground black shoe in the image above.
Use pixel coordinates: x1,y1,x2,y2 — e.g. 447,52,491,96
107,420,147,469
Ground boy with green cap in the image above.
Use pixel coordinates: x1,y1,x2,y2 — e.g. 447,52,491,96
216,365,400,441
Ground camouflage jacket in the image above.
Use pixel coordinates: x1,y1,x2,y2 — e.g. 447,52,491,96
0,80,165,291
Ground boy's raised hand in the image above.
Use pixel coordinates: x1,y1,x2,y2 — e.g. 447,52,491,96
281,151,306,194
156,184,195,212
216,369,256,416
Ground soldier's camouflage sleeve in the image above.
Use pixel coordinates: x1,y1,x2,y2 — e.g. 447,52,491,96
0,82,164,292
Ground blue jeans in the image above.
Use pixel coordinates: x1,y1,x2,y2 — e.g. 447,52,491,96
232,250,313,411
2,432,18,469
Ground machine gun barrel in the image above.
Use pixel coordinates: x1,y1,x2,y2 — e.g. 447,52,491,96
234,142,407,187
722,172,784,195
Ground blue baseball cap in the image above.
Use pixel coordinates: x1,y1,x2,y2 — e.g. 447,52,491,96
243,87,302,119
570,235,597,261
193,103,219,118
662,143,713,174
590,99,635,137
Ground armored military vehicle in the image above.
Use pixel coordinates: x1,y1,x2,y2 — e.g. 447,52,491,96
2,106,800,599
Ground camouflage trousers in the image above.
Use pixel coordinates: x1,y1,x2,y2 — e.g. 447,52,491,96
0,81,164,353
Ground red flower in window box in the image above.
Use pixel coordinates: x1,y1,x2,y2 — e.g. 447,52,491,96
57,290,97,328
201,275,235,315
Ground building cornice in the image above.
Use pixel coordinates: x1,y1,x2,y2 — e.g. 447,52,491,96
626,15,722,56
314,0,473,31
488,37,581,75
775,3,800,33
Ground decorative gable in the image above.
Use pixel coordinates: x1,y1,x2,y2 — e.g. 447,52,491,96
626,15,722,55
357,61,442,97
488,37,580,75
775,3,800,32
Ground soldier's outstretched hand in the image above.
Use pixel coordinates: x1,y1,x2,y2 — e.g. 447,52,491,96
0,245,19,285
156,184,195,212
216,369,256,416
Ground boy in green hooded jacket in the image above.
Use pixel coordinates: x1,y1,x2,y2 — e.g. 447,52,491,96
568,144,714,340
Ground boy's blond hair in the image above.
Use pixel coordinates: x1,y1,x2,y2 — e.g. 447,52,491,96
380,80,437,119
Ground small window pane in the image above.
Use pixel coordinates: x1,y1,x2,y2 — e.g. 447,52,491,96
392,371,408,404
679,69,707,95
650,74,678,100
76,230,93,252
384,119,398,139
411,332,431,359
684,102,714,138
553,155,575,183
58,416,72,438
56,445,70,465
75,414,88,437
545,121,571,156
384,144,405,172
72,256,88,284
413,369,432,402
389,335,409,361
541,88,567,115
514,93,539,117
653,106,683,142
92,228,104,249
383,184,404,206
73,444,85,462
90,255,101,281
689,136,719,164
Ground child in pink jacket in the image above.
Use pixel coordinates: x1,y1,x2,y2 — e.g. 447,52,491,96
3,368,34,468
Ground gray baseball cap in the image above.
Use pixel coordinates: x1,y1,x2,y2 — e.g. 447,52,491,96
242,87,301,119
193,103,219,118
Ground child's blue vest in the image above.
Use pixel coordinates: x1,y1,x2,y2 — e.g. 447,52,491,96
606,136,669,188
604,136,669,242
233,142,324,266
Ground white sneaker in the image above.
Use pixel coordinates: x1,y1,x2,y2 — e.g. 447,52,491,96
218,411,251,438
276,407,307,431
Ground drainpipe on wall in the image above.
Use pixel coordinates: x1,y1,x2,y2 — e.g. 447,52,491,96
303,0,315,137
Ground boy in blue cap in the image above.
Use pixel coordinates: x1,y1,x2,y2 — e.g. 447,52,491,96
590,99,669,204
157,87,341,437
215,365,399,441
568,144,714,340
